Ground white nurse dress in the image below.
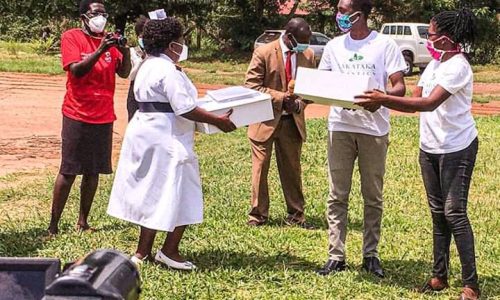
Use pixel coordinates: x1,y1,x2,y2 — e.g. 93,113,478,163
107,54,203,232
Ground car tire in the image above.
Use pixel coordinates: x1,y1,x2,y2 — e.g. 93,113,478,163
403,55,413,76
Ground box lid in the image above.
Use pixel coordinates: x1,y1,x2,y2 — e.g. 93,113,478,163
206,86,261,102
197,93,271,111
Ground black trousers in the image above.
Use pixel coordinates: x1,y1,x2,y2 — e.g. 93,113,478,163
419,138,479,288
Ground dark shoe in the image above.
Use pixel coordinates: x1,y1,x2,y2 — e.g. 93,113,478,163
316,259,346,276
419,277,449,293
458,286,480,300
284,218,315,230
362,257,384,278
247,220,265,227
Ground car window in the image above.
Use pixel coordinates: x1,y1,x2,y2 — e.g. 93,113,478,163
417,26,429,39
404,26,411,35
382,26,390,34
390,26,396,35
313,35,329,45
397,26,403,35
256,32,282,44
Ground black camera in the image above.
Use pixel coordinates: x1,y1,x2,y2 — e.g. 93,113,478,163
108,30,127,47
44,249,141,300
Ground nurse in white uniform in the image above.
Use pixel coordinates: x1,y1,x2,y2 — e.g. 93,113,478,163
107,17,236,271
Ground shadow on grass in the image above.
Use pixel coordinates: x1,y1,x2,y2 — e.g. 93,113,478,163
192,249,317,271
0,227,49,257
265,215,327,229
353,259,500,297
262,215,365,232
351,259,429,290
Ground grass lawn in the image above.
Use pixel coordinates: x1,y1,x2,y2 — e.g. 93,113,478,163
0,117,499,299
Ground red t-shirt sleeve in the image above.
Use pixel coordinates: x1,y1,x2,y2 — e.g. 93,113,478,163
61,31,82,71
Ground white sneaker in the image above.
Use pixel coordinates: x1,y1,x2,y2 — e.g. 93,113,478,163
155,250,197,271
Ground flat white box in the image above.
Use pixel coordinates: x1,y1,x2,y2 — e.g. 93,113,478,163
294,67,380,110
195,91,273,134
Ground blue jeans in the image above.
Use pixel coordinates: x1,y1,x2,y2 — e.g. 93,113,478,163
419,138,479,288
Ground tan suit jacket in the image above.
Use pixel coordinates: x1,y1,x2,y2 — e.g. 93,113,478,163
245,40,316,143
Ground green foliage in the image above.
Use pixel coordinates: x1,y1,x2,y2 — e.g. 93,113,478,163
470,7,500,65
4,40,19,56
0,117,499,299
30,36,59,55
0,0,498,63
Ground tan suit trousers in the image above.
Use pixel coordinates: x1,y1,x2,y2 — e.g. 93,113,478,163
326,131,389,260
249,116,305,223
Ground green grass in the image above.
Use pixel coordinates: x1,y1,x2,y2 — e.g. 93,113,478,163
1,117,499,299
473,65,500,84
473,95,497,104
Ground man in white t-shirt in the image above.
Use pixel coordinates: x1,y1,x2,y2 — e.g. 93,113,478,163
316,0,406,277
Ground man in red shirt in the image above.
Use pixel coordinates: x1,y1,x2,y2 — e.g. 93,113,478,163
48,0,131,235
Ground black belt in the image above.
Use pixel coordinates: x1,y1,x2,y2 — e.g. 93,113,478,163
138,102,174,113
281,114,294,119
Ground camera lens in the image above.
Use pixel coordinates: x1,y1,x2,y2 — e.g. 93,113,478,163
119,36,127,46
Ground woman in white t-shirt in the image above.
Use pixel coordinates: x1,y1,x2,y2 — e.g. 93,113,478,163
107,17,236,271
356,9,481,300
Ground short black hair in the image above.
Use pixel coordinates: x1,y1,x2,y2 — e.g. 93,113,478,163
351,0,373,18
432,8,476,46
134,15,149,36
284,18,311,35
143,17,183,56
79,0,104,15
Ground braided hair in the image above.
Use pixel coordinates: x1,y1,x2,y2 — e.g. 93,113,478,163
432,8,476,46
142,17,183,56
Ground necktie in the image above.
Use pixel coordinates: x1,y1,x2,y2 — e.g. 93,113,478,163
285,51,293,86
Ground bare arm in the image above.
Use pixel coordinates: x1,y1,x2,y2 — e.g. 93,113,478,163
69,34,116,78
116,46,131,79
387,71,406,97
355,85,452,113
181,107,236,133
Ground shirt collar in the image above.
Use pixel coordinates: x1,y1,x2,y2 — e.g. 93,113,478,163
280,34,293,55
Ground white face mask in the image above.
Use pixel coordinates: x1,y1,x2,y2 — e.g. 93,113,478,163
87,15,107,34
171,42,188,62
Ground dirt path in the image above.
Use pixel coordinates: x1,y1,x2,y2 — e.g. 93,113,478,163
0,72,498,176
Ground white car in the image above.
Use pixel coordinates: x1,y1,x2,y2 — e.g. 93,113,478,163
381,23,432,76
254,30,331,62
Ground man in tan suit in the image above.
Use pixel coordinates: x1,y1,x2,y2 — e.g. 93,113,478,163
245,18,316,228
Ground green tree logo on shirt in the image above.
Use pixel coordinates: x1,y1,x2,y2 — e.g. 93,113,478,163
349,53,364,62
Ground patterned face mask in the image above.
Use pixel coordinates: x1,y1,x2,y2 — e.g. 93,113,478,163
336,11,361,33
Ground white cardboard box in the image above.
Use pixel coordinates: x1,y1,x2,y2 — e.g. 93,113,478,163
195,91,273,134
294,67,380,110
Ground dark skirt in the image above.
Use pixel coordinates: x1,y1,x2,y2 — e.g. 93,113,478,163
59,116,113,175
127,81,138,122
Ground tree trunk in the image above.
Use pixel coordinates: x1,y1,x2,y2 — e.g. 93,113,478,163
287,0,300,18
114,13,127,33
197,26,202,49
